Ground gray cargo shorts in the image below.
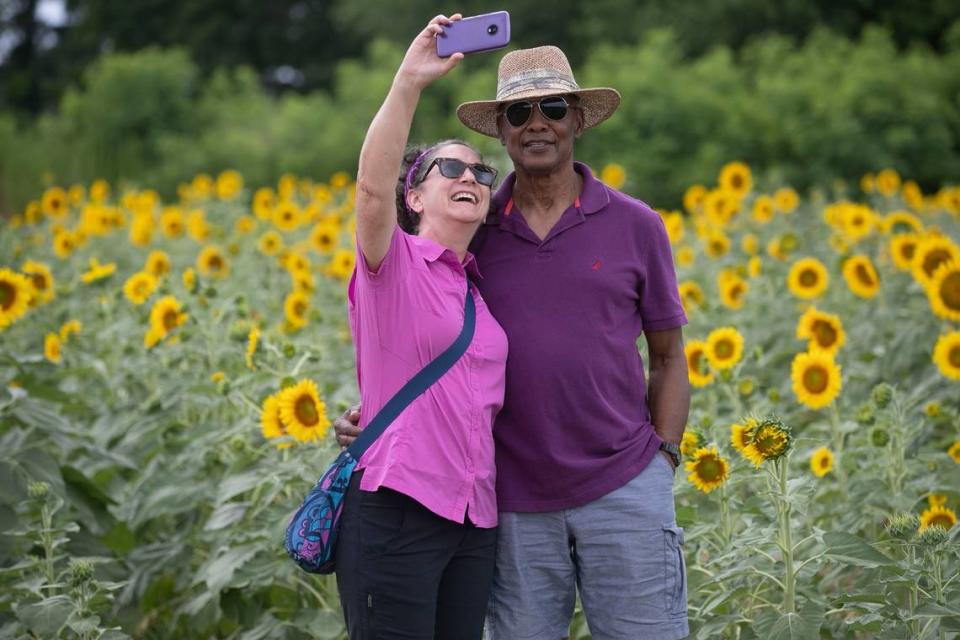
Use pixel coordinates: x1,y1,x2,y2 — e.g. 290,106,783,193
486,453,689,640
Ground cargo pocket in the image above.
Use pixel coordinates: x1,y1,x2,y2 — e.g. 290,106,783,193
663,524,687,615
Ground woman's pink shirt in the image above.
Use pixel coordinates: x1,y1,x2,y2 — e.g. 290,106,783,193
347,226,508,528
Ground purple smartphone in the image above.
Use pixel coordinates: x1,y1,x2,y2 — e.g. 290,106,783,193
436,11,511,58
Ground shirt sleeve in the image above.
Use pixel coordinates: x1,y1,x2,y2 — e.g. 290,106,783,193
638,212,687,332
353,225,414,290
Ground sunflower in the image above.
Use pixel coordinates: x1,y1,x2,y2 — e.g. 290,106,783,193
787,257,829,300
252,187,276,220
291,269,315,293
840,204,877,243
703,229,731,258
89,179,110,203
705,326,744,370
748,256,762,278
306,223,338,255
796,307,846,356
284,251,312,275
683,185,707,215
284,291,310,330
911,235,960,288
742,418,791,467
919,504,957,533
278,379,330,443
890,234,920,271
685,340,714,387
216,169,243,200
926,261,960,322
600,163,626,189
149,295,187,339
186,209,209,243
902,180,924,211
59,319,82,343
52,231,76,259
41,186,69,218
704,191,740,227
258,231,284,256
234,215,256,235
44,333,62,364
246,325,260,370
719,276,749,310
773,187,799,213
272,201,302,232
876,168,900,197
678,281,704,314
882,210,922,235
741,233,759,256
21,260,54,305
260,393,291,448
191,173,213,199
809,447,833,478
328,249,356,281
685,447,730,494
680,431,701,457
182,267,196,293
719,161,752,198
123,271,158,305
660,211,685,245
80,258,116,284
842,255,880,299
160,207,185,237
129,214,154,247
860,173,875,194
676,246,695,267
730,419,756,455
948,441,960,464
145,250,172,278
751,195,775,223
932,331,960,380
196,246,230,279
791,351,842,410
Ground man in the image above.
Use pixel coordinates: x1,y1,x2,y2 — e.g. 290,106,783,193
337,45,690,640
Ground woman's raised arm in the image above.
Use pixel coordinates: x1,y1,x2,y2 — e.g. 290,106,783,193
354,14,464,271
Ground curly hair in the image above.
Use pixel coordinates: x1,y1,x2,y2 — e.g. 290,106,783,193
395,139,483,234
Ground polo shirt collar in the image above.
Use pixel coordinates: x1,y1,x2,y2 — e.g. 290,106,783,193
408,232,483,279
487,161,610,226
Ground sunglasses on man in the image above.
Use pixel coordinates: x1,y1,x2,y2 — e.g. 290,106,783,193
422,157,498,187
501,96,574,128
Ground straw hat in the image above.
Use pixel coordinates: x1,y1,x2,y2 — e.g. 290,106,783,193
457,45,621,138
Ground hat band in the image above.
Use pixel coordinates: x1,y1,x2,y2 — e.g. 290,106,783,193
495,69,580,102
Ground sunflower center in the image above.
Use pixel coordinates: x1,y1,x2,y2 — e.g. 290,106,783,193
294,396,319,426
899,242,916,261
818,456,830,470
928,513,955,529
754,429,785,456
939,272,960,311
949,345,960,368
696,457,723,482
730,283,744,300
0,281,16,309
803,365,829,393
731,175,743,190
293,301,306,316
162,309,179,330
209,255,223,270
799,269,819,287
812,320,837,347
31,274,48,290
855,263,875,286
923,249,951,277
690,350,706,374
714,339,733,359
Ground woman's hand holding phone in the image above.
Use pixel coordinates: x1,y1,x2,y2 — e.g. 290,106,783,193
396,14,465,92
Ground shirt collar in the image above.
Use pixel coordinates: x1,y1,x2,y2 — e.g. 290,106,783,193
408,232,483,279
487,161,610,225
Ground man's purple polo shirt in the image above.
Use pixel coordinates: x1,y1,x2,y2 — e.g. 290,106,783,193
469,162,687,512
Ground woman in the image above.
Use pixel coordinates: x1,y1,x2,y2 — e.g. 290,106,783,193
334,14,508,640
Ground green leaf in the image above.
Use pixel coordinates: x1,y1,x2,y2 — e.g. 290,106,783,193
204,502,250,531
195,544,259,592
915,601,960,617
216,471,262,504
768,612,819,640
822,531,895,568
676,504,696,527
15,595,73,636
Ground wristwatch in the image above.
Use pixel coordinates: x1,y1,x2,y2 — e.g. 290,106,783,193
659,441,681,467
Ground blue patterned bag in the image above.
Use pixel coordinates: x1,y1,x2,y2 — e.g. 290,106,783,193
284,282,475,573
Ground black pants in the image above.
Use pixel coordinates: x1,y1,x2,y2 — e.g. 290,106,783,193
334,471,497,639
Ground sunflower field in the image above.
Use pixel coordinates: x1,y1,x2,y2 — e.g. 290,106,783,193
1,162,959,639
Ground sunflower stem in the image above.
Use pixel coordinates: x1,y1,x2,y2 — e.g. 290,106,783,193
777,457,796,614
828,403,849,500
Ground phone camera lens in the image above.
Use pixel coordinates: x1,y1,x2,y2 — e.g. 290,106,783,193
487,24,498,35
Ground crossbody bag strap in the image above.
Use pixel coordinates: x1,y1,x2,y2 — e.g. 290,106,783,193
344,279,476,461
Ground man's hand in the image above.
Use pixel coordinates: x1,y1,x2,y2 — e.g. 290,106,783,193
334,404,362,449
660,449,678,472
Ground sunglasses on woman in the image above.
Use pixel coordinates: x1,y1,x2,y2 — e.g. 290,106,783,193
423,157,498,187
502,96,572,128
